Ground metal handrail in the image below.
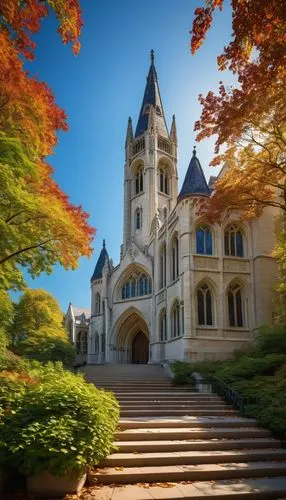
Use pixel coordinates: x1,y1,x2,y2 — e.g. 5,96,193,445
211,376,256,416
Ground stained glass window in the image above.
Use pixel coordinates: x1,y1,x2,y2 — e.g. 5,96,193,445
197,284,213,326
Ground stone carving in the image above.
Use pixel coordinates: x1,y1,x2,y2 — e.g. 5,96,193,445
224,259,249,273
157,290,166,305
194,257,218,270
128,244,139,262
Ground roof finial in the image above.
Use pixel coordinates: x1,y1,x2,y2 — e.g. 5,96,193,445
193,145,196,156
150,49,154,64
103,239,106,248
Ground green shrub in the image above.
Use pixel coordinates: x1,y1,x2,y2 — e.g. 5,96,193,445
216,353,286,383
171,360,223,385
254,324,286,354
0,362,119,475
14,332,75,366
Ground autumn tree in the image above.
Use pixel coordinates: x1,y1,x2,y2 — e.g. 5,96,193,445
191,0,286,317
0,1,95,290
11,289,75,364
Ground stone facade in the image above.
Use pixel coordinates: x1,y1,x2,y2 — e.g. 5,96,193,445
68,53,278,365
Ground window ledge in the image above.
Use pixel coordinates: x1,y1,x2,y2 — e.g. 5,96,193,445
224,327,249,331
131,192,145,201
115,294,152,304
167,277,180,288
167,335,184,343
196,325,218,330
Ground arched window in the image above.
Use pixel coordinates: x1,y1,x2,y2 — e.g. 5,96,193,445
94,333,99,354
225,224,244,257
171,300,180,338
135,168,143,195
196,225,213,255
159,168,169,195
159,309,167,341
197,283,213,326
159,243,166,289
77,331,87,354
135,207,142,230
171,235,179,282
95,293,101,315
228,283,243,327
121,273,152,300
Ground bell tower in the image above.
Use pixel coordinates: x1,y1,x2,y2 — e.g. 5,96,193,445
123,51,178,255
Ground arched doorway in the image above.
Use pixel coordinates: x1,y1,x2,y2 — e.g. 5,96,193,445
132,331,149,364
111,308,149,364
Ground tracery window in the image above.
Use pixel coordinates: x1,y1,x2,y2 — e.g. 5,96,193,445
159,309,167,341
121,273,152,300
225,224,244,257
76,331,87,355
171,300,180,338
228,283,243,327
95,293,101,315
159,243,166,289
135,168,143,195
159,168,169,195
94,333,99,354
197,283,213,326
135,208,142,230
196,225,213,255
171,235,179,282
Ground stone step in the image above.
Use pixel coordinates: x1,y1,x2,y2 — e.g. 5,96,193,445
109,391,209,395
83,477,286,499
118,417,258,429
101,448,286,467
117,399,223,405
115,437,281,453
120,404,229,411
120,409,238,417
116,395,221,401
88,461,286,485
115,427,271,442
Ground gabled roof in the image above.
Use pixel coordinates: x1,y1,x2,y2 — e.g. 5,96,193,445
135,50,168,138
72,306,91,320
178,147,210,200
91,239,109,282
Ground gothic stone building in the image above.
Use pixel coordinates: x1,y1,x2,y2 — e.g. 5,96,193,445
68,53,277,365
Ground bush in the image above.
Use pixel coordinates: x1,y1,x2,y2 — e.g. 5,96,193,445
254,324,286,354
0,362,119,476
171,360,223,385
216,353,286,383
14,331,75,366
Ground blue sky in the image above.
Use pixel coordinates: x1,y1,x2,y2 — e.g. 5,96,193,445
24,0,234,312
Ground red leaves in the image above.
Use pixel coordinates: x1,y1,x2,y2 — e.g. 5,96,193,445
191,1,224,54
0,0,82,59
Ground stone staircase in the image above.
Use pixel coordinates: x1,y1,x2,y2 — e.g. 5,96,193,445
84,364,286,499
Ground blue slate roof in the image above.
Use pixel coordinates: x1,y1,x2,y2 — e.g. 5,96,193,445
135,51,168,138
91,240,109,282
178,148,210,200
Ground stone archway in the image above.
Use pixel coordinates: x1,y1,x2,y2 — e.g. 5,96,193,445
111,309,149,364
132,331,149,364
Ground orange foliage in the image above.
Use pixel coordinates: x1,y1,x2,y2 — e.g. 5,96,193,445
190,0,286,221
0,0,82,59
0,1,95,290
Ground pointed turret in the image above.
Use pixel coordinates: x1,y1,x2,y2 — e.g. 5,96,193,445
170,114,177,144
125,116,133,147
90,239,109,282
135,50,168,138
178,147,210,201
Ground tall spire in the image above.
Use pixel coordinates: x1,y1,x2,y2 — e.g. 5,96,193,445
135,51,168,138
170,114,177,144
125,116,133,147
90,239,109,282
178,147,210,201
